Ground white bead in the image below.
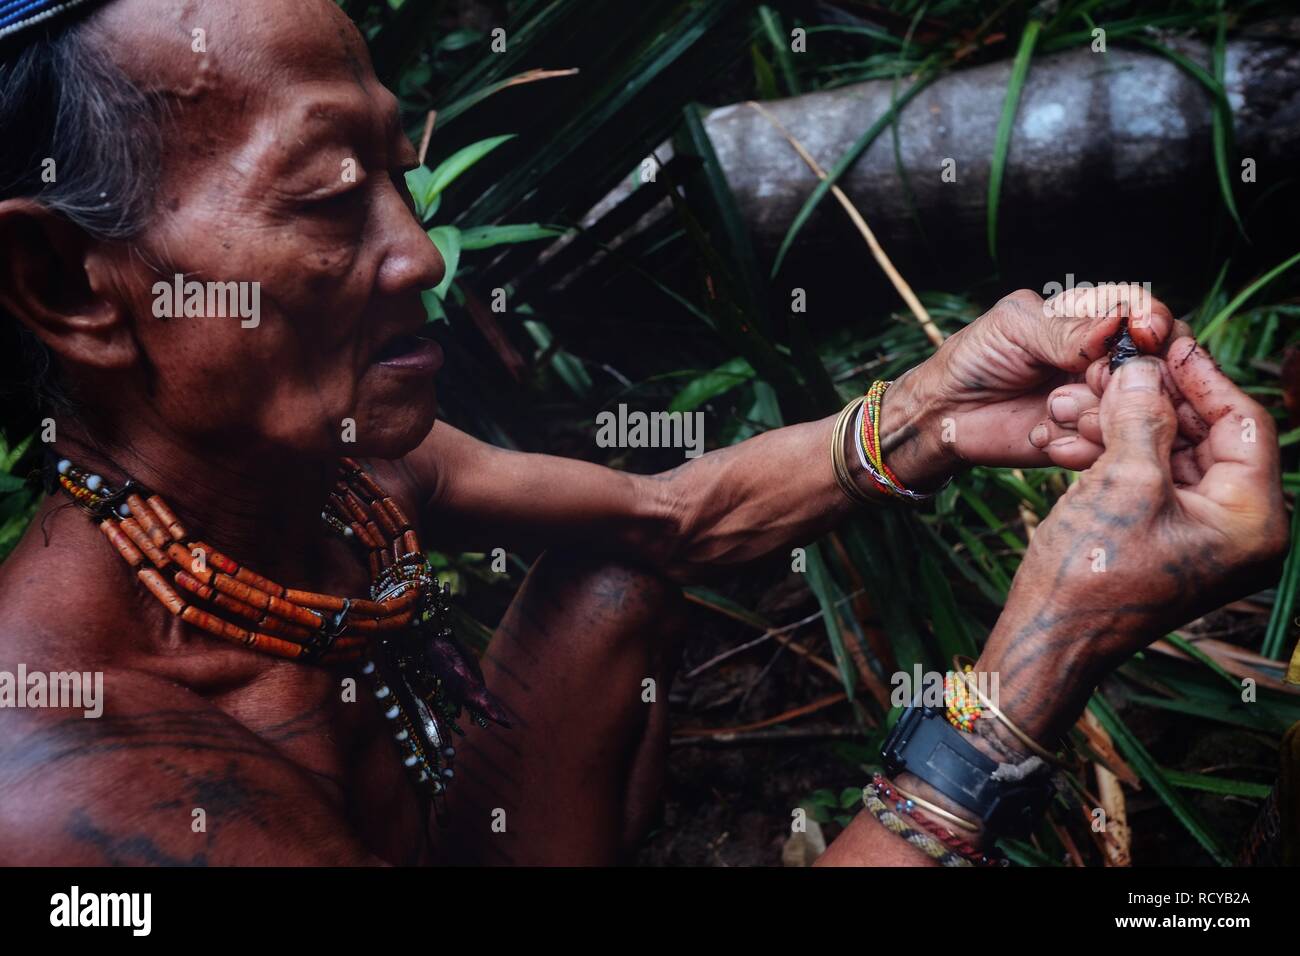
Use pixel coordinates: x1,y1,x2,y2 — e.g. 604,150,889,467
395,730,408,741
117,503,131,517
374,685,390,699
85,474,102,492
343,525,354,537
56,459,71,475
404,755,418,767
385,705,399,720
360,661,375,675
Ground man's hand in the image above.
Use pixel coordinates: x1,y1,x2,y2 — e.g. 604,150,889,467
880,284,1176,489
978,346,1287,744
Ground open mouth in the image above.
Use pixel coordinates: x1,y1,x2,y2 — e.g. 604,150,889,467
373,331,444,372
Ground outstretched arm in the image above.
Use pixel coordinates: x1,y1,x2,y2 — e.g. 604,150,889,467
408,285,1175,584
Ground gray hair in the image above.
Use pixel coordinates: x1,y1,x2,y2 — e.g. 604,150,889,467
0,13,162,435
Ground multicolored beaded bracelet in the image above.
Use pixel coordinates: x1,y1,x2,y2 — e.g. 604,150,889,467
867,774,1007,868
944,662,982,732
853,380,939,502
862,776,972,867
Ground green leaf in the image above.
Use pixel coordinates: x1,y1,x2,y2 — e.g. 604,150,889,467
1164,769,1271,800
988,20,1042,264
750,44,779,100
426,225,462,299
523,319,592,398
771,67,937,277
404,166,441,221
1199,251,1300,341
437,69,580,128
1263,499,1300,659
917,551,978,662
1210,11,1245,235
421,288,447,323
1163,632,1241,691
457,223,565,250
668,358,756,413
424,134,516,210
758,5,799,96
0,433,32,472
998,838,1061,868
804,541,857,700
1088,694,1231,865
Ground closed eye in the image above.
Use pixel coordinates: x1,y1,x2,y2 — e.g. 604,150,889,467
303,184,367,215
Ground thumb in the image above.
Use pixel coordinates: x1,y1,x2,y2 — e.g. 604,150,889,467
1099,357,1177,469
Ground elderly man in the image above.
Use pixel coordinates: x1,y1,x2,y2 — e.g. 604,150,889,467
0,0,1285,866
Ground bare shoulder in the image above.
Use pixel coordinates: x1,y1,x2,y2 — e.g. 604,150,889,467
0,664,381,865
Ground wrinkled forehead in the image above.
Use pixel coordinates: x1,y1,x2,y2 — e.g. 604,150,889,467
93,0,386,143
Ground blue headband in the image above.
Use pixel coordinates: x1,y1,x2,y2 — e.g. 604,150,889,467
0,0,105,41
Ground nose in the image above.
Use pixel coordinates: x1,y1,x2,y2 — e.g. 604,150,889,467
372,179,445,296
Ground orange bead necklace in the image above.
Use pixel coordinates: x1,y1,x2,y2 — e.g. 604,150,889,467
50,452,509,802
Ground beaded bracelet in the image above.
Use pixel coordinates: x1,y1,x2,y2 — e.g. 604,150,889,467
868,774,1007,867
855,380,938,502
862,777,973,867
944,663,981,732
952,655,1074,768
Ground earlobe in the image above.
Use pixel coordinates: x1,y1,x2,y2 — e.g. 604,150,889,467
0,199,137,372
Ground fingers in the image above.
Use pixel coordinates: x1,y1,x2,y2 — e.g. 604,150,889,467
1165,336,1280,474
1028,426,1105,469
1046,383,1100,428
1086,346,1184,399
1098,357,1178,475
1037,283,1176,373
1027,383,1105,466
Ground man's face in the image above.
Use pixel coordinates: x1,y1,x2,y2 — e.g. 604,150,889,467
93,0,445,460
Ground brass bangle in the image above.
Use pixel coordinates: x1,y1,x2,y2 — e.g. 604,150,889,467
889,780,981,834
953,656,1070,768
830,397,876,507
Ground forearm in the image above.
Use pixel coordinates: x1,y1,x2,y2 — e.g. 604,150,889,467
820,615,1115,866
415,368,956,581
661,367,957,582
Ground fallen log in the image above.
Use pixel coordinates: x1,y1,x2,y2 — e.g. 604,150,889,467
578,25,1300,302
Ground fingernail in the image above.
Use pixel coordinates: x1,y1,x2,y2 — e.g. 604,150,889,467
1050,396,1078,422
1119,358,1160,391
1030,423,1050,448
1049,435,1076,448
1129,309,1148,329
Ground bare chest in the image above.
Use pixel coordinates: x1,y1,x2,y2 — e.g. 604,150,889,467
216,662,435,864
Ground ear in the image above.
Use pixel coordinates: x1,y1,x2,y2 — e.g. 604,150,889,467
0,199,137,372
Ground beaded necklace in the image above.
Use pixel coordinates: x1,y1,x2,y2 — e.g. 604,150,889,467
48,452,509,803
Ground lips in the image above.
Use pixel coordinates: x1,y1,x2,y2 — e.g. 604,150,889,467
372,331,444,373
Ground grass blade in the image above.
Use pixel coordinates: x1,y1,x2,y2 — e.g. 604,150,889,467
770,66,938,277
987,19,1041,264
1198,250,1300,340
1163,769,1271,800
1088,694,1232,865
1263,498,1300,659
1210,9,1245,236
758,5,800,96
